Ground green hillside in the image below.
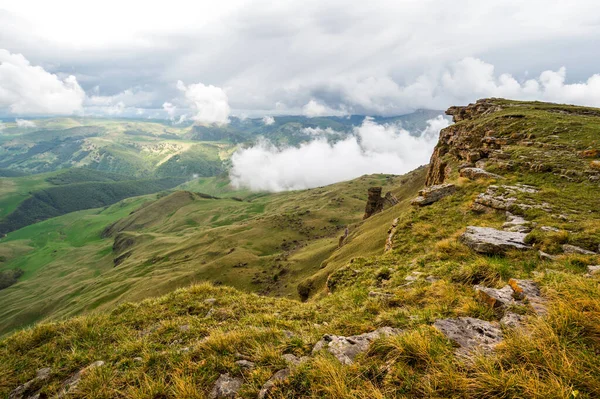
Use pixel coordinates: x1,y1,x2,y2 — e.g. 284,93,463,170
1,99,599,398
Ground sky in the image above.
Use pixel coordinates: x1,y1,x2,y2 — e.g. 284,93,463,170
1,0,600,121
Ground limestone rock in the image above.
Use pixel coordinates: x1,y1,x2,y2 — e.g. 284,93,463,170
235,360,255,369
461,226,530,254
586,265,600,277
562,244,596,255
384,218,399,252
312,327,401,365
368,291,394,299
281,353,309,367
502,213,531,233
363,187,398,219
538,251,558,261
258,368,291,399
209,373,243,399
460,167,502,180
411,184,456,206
474,285,516,308
509,278,547,315
500,312,524,328
9,368,51,399
433,317,503,354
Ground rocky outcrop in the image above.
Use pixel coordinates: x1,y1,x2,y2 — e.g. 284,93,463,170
433,317,503,355
476,279,546,316
57,361,105,398
258,368,291,399
562,244,597,255
411,184,456,206
384,218,399,252
209,373,243,399
312,327,401,365
459,167,502,180
425,99,508,186
461,226,531,254
363,188,398,219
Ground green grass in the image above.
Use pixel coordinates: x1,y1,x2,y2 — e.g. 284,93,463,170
0,99,599,398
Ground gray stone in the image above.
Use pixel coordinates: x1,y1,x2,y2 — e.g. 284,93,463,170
587,265,600,276
426,275,441,283
312,327,401,365
204,298,217,305
433,317,503,354
540,226,560,232
368,291,394,299
461,226,530,254
411,184,456,206
9,368,52,399
562,244,596,255
281,353,309,367
502,213,531,233
258,368,291,399
209,373,243,399
500,312,524,328
235,360,255,369
460,167,502,180
474,285,516,308
508,279,547,315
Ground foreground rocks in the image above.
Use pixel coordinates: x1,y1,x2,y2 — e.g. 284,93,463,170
476,278,547,316
57,361,105,398
363,187,398,219
209,373,243,399
312,327,402,365
461,226,530,254
411,184,456,206
433,317,503,355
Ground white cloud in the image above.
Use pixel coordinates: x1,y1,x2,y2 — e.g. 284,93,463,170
230,115,450,192
0,122,5,131
262,115,275,125
177,80,230,125
162,102,177,120
0,49,85,115
15,118,36,128
302,99,346,117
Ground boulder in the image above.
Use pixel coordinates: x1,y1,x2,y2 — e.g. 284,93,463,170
562,244,597,255
461,226,530,254
281,353,309,367
258,368,291,399
460,167,502,180
500,312,524,328
235,360,255,369
312,327,401,365
433,317,503,354
209,373,243,399
509,278,547,315
411,184,456,206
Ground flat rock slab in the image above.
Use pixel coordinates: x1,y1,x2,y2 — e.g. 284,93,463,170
312,327,401,365
460,167,502,180
461,226,530,254
475,285,516,308
562,244,597,255
411,184,456,206
209,373,243,399
434,317,503,354
258,368,291,399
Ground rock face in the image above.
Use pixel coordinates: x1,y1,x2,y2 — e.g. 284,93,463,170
461,226,531,254
363,187,398,219
433,317,503,354
312,327,401,365
459,167,502,180
411,184,456,206
9,368,51,399
425,99,507,186
209,373,243,399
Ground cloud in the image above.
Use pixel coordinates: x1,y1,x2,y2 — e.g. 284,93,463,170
0,122,5,131
230,115,450,191
302,99,347,117
262,115,275,125
177,80,230,125
0,49,85,115
162,102,177,120
15,118,36,128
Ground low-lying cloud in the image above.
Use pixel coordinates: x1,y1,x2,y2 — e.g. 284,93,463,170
230,116,450,192
15,118,36,128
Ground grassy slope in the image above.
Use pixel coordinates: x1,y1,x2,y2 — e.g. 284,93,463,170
1,99,599,398
0,172,423,337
